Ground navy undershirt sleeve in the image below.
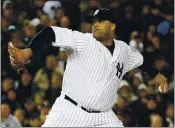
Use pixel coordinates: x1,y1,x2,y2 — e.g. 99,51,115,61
24,27,56,74
139,51,159,78
27,26,55,51
139,62,159,78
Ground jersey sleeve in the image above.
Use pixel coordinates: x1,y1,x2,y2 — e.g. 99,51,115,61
125,46,144,72
51,26,89,57
138,51,159,78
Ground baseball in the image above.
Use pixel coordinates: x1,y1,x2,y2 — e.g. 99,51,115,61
158,86,164,93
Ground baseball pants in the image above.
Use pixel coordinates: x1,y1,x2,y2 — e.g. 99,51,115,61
42,93,124,127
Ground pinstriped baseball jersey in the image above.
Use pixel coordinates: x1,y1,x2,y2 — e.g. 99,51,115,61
51,26,143,111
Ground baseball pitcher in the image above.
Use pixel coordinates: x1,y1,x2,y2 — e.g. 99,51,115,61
8,8,168,127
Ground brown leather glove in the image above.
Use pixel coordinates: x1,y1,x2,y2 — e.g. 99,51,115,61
8,42,33,73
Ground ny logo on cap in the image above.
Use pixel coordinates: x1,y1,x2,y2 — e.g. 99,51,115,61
94,9,99,16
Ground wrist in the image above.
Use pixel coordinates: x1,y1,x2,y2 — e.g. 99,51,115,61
153,73,161,83
24,48,33,58
27,48,33,57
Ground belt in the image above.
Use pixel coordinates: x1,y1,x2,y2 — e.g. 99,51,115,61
64,95,101,113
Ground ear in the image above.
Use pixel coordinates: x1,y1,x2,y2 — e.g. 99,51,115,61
111,23,116,32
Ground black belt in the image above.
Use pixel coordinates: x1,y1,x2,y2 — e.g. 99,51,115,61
64,95,101,113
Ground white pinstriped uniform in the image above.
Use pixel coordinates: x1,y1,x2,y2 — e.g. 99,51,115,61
42,26,143,127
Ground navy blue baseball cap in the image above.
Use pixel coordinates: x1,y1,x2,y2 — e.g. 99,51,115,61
93,8,116,23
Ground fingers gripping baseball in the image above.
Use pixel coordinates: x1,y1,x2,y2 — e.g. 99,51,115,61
154,73,168,93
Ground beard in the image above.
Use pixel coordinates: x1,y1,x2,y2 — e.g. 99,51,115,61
93,31,109,42
93,34,102,42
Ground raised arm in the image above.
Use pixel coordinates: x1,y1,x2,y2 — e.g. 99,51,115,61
8,26,89,73
27,26,89,56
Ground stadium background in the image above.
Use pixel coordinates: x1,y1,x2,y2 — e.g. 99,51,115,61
1,0,174,127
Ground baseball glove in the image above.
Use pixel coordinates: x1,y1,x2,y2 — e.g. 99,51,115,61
8,42,32,73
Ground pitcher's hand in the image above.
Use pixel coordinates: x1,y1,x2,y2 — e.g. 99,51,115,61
153,73,168,93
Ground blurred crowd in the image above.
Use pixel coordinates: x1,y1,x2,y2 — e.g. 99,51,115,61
1,0,174,127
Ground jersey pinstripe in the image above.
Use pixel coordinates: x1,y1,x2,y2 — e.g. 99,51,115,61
42,93,123,127
51,26,143,111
